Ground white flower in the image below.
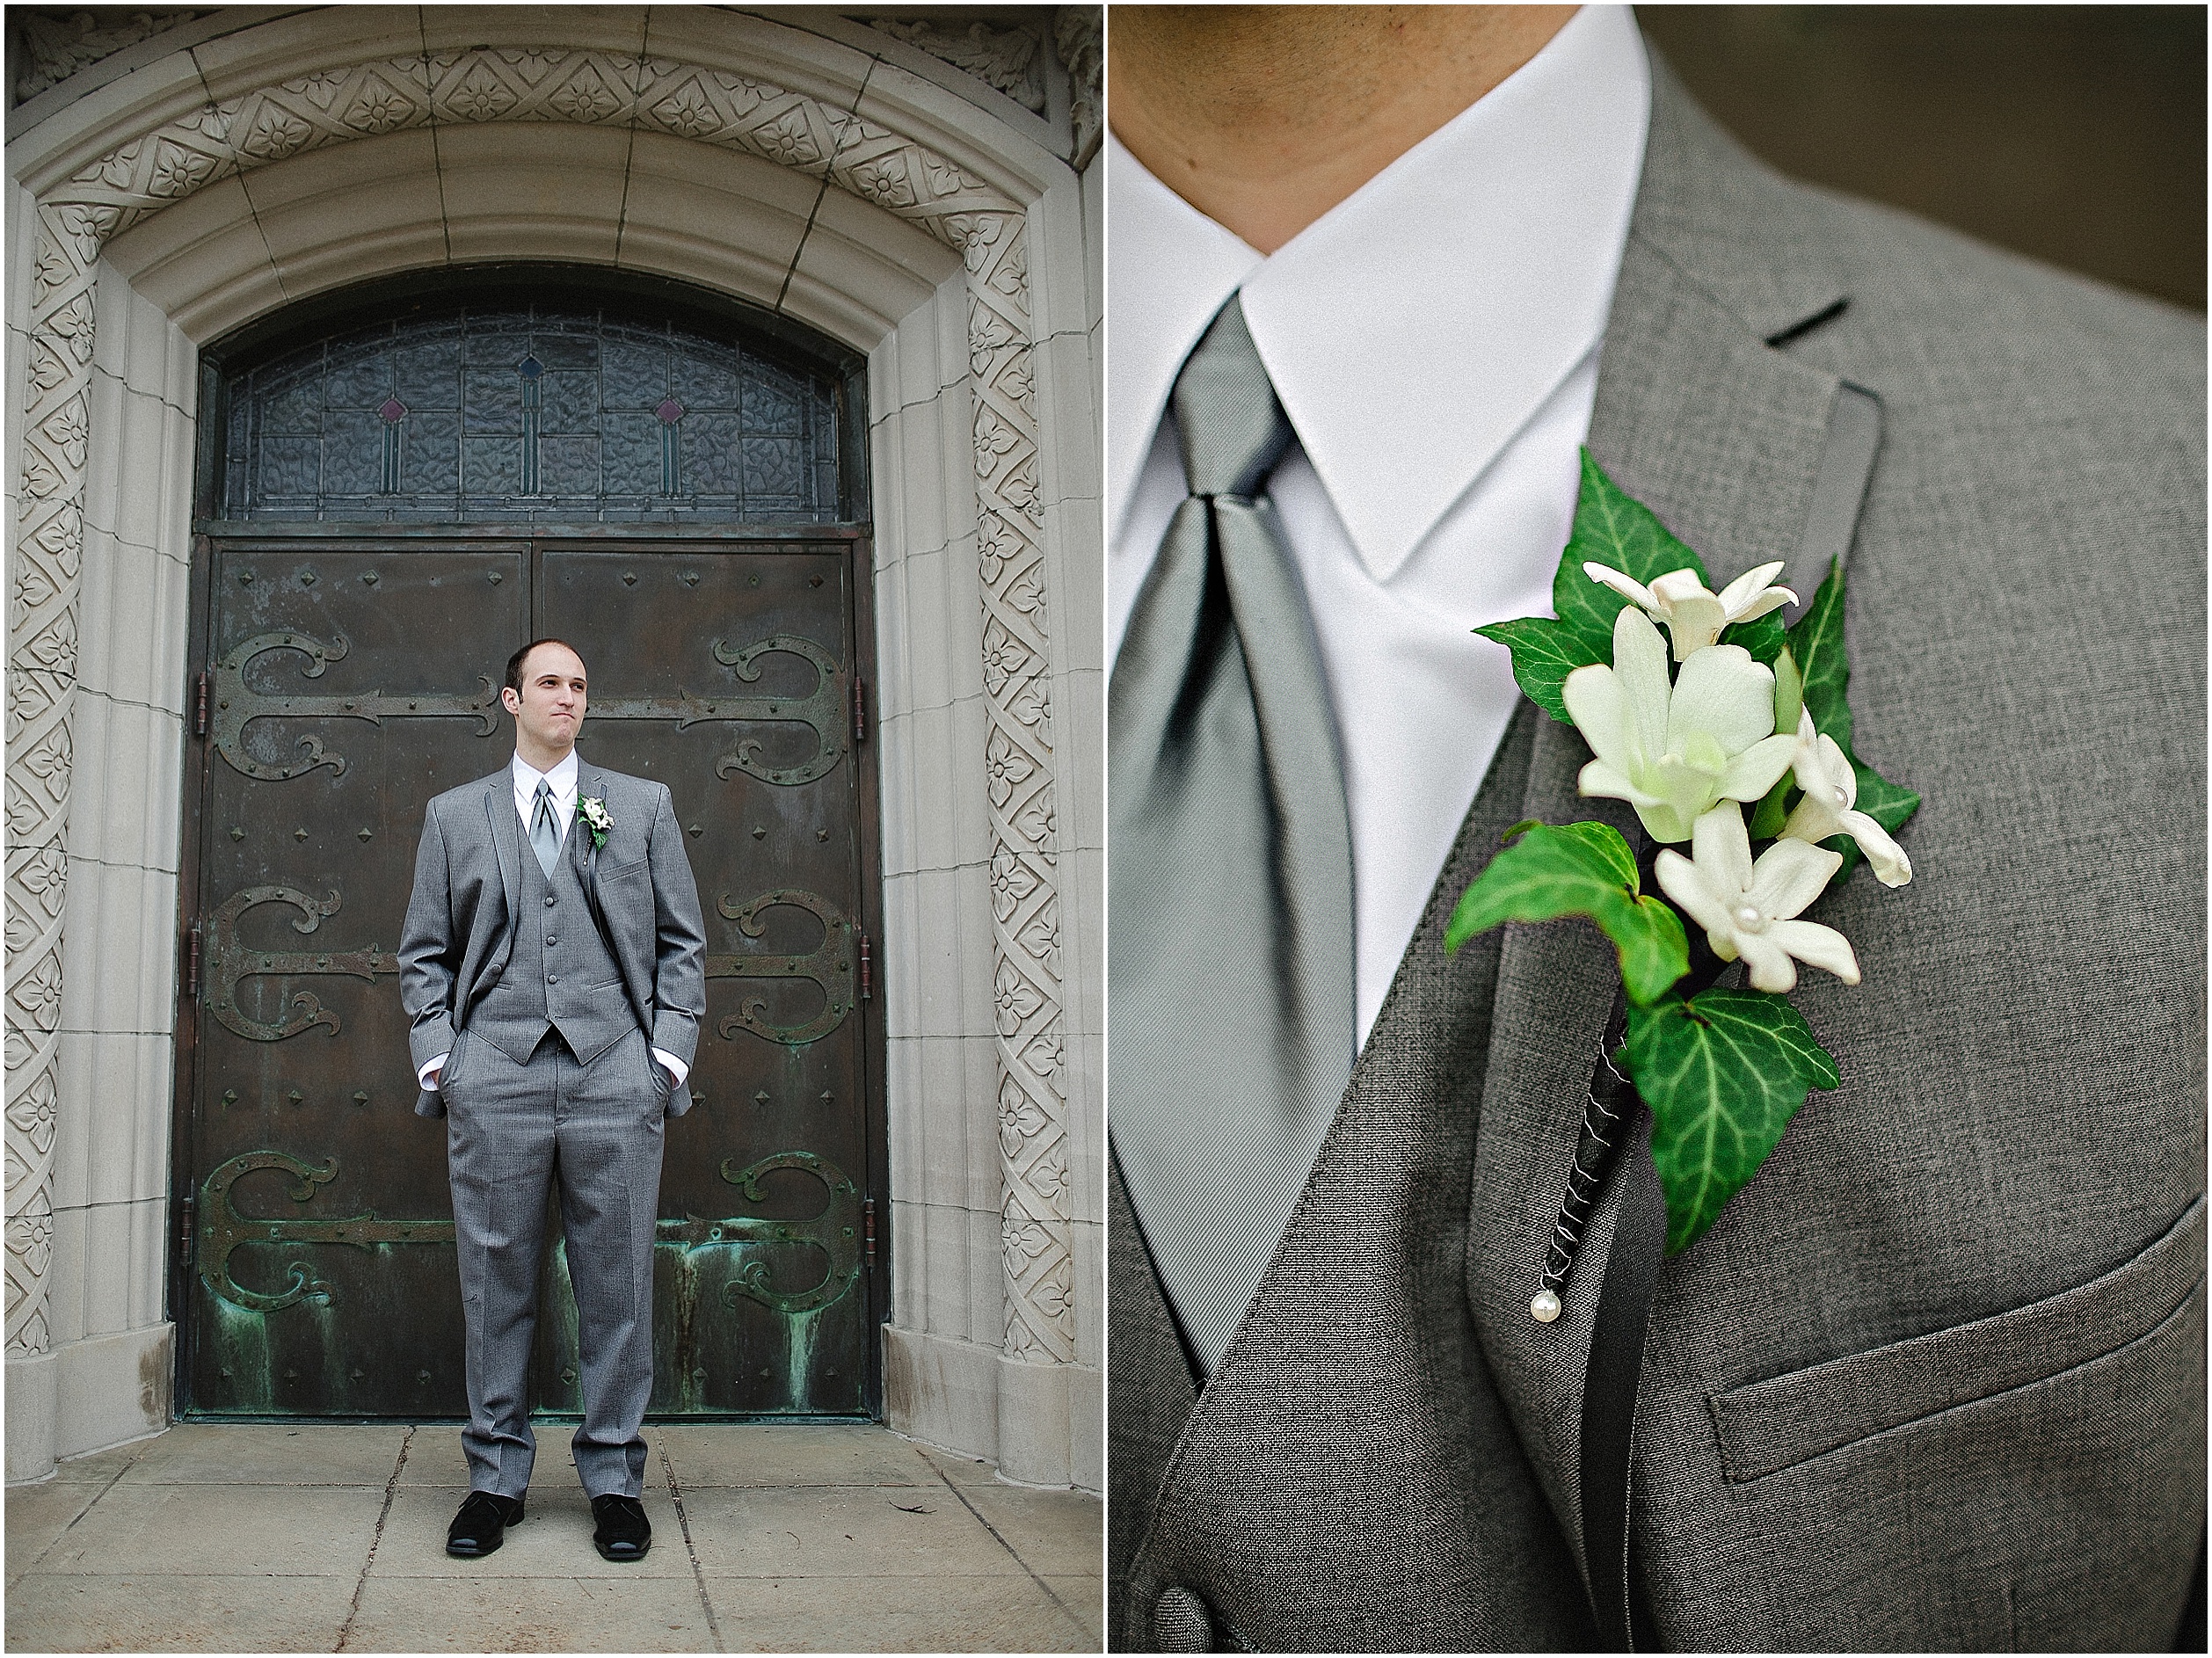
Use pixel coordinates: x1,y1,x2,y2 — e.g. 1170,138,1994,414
1562,607,1801,844
1657,805,1860,994
1781,709,1912,887
577,796,613,836
1583,560,1798,661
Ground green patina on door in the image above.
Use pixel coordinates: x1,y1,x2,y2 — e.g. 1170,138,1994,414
174,276,886,1420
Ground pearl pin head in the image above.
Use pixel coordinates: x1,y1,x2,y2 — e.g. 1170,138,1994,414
1531,1289,1562,1323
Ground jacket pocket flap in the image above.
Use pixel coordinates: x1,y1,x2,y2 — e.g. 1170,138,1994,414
1710,1195,2206,1482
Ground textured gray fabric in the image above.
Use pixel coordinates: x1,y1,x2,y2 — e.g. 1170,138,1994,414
1110,295,1356,1375
529,779,561,877
399,758,707,1117
441,1023,666,1499
1707,1198,2205,1485
469,811,637,1071
1109,1151,1197,1602
1115,57,2206,1654
1119,703,1597,1653
400,750,703,1506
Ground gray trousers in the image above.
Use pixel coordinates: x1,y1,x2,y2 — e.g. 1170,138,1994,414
440,1023,668,1499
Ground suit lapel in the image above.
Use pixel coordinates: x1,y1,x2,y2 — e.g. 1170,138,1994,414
485,770,521,917
1468,60,1866,1593
569,766,600,879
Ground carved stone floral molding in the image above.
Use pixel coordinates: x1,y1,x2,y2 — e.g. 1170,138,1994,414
870,18,1047,114
4,41,1076,1368
1052,8,1102,164
11,9,206,105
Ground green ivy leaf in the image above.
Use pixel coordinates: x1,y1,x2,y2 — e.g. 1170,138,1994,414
1478,451,1712,724
1722,607,1788,669
1786,558,1853,753
1473,616,1604,724
1746,775,1794,842
1620,989,1842,1254
1444,821,1688,1005
1554,447,1709,649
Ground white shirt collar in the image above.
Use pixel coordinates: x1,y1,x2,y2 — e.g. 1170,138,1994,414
1107,4,1649,582
511,748,578,804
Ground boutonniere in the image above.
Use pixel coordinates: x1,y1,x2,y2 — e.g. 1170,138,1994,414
1451,450,1920,1265
576,795,612,849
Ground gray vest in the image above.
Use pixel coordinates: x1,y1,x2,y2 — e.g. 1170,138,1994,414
1111,702,1596,1652
467,826,637,1068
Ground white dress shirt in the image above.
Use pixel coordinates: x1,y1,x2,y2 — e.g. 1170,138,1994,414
1110,4,1652,1051
418,747,688,1090
512,748,579,847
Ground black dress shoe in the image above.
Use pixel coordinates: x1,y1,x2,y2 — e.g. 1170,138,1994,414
446,1489,525,1558
591,1493,651,1561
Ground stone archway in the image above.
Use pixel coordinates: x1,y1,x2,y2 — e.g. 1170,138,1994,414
6,9,1099,1485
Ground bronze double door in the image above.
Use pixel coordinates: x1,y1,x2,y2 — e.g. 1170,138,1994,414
178,534,882,1419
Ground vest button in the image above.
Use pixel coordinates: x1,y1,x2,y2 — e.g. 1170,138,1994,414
547,974,558,985
545,936,556,947
1153,1587,1213,1652
544,896,556,907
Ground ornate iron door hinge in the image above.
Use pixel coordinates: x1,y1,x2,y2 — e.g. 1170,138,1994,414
710,889,860,1045
206,884,862,1045
185,922,203,1001
862,1196,877,1262
852,674,868,746
194,669,211,738
859,934,873,1001
176,1193,196,1266
211,631,848,785
199,1148,863,1315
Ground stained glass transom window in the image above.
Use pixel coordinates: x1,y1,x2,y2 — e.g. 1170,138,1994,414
218,302,846,523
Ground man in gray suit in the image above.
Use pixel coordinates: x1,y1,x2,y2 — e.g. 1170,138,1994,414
1109,7,2203,1650
401,638,706,1562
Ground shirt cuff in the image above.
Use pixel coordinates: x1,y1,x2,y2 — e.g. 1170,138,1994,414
418,1052,449,1089
651,1048,688,1087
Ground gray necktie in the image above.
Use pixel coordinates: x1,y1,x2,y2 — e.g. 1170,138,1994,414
1109,296,1355,1376
529,779,560,877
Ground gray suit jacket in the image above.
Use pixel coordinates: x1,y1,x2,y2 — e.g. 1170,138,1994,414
398,754,708,1118
1113,60,2207,1652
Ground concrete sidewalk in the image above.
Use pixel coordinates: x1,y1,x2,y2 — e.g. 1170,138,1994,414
4,1422,1102,1653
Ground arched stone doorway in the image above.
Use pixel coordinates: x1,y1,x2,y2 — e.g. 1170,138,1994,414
181,268,884,1422
5,6,1102,1487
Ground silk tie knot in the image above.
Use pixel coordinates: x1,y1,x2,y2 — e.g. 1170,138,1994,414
1172,296,1294,501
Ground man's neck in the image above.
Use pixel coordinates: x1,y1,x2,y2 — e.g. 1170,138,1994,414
1110,4,1575,254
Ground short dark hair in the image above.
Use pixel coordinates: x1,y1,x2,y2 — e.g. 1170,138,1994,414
505,638,585,695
